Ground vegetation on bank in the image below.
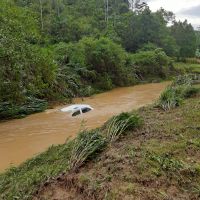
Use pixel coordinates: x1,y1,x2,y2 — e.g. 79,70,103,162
1,0,199,120
35,85,200,200
0,76,199,199
157,74,200,110
0,111,142,199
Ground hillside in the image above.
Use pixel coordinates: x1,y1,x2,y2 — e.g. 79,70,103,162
35,96,200,200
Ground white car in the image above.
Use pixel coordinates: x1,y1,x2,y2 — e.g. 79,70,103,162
60,104,93,117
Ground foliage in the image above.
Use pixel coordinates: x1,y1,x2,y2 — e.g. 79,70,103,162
0,98,48,120
0,140,74,199
174,62,200,74
131,49,173,79
54,37,136,91
171,20,197,58
0,1,57,118
114,112,143,130
148,153,184,172
68,130,106,171
157,86,183,111
157,75,200,111
104,112,143,142
182,86,200,98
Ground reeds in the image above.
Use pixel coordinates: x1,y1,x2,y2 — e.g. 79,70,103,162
157,75,200,111
68,130,106,171
104,112,143,143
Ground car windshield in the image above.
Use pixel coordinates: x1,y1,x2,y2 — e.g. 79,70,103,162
81,107,91,113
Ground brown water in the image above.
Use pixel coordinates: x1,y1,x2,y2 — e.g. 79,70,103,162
0,82,169,172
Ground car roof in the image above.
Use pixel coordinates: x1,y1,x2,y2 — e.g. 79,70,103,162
60,104,93,112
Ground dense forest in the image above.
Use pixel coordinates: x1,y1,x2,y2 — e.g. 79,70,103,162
0,0,199,119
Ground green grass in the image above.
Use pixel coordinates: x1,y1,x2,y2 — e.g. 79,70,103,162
157,75,200,111
0,79,199,199
0,141,74,199
68,130,106,171
174,62,200,74
0,112,142,199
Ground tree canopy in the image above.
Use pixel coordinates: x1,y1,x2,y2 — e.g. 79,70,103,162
0,0,198,119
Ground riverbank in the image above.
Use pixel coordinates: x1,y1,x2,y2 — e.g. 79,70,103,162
36,97,200,200
0,78,172,122
0,82,199,199
0,82,169,172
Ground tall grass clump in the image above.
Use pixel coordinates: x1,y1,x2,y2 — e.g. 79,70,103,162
68,130,106,171
157,86,183,111
104,112,143,143
172,74,193,86
157,75,200,111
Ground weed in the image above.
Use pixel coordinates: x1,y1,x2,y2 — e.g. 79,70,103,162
157,75,200,111
148,153,184,172
68,130,106,171
105,112,142,143
157,86,183,110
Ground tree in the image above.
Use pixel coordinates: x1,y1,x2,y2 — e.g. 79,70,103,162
171,20,197,58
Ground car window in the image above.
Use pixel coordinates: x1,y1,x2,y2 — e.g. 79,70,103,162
81,107,91,113
72,110,81,117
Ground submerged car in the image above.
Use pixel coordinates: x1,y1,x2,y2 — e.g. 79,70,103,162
60,104,93,117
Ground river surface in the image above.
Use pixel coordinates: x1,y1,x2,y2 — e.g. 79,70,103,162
0,82,169,172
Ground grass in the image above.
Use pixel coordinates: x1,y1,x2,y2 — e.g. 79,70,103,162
33,95,200,200
0,112,142,199
174,62,200,74
0,78,199,199
0,141,74,199
68,130,106,171
104,112,142,143
157,75,200,111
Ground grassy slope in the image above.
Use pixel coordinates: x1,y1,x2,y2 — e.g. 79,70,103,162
174,62,200,74
0,84,199,200
34,96,200,200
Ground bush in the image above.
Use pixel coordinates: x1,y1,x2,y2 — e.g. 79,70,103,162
182,86,200,98
157,75,200,111
55,37,135,91
157,86,183,111
131,49,173,79
0,98,48,120
172,75,193,86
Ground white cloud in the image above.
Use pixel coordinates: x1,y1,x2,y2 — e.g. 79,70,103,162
146,0,200,29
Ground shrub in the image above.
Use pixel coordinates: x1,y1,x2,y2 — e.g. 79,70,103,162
131,49,172,79
55,37,135,91
0,98,48,120
157,86,183,111
157,75,200,111
172,75,193,86
182,86,200,98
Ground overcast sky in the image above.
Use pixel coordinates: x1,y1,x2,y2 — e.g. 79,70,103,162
145,0,200,29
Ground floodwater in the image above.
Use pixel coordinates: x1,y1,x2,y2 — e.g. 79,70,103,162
0,82,170,172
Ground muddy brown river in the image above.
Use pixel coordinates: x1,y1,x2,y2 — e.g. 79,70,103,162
0,82,169,172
